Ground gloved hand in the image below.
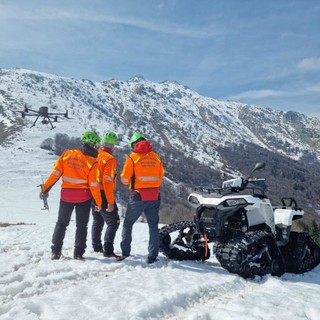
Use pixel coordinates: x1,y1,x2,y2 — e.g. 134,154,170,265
39,192,49,200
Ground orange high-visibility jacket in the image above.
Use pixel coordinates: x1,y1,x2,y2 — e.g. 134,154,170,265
120,151,164,190
42,149,102,206
97,149,117,204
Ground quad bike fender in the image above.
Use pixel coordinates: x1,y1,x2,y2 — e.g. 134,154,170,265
274,208,304,227
246,203,275,233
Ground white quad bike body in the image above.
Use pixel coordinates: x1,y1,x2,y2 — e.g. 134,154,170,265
160,163,320,278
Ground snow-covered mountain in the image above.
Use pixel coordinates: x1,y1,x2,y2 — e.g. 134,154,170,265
1,68,320,220
2,68,320,164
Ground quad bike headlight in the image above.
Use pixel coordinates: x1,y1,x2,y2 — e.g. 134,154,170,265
188,195,200,204
224,198,248,207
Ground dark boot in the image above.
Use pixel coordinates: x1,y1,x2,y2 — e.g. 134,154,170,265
51,251,61,260
73,254,85,260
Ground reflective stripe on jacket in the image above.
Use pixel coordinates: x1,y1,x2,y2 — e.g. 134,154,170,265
120,151,164,190
42,149,102,206
97,149,117,205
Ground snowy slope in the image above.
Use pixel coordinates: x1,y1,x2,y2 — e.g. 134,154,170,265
1,89,320,320
1,220,320,320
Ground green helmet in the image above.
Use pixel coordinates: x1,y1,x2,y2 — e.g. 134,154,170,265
80,131,100,146
130,132,146,149
101,131,117,146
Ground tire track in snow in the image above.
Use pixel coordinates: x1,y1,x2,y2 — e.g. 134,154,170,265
110,259,262,320
158,276,263,320
0,256,129,305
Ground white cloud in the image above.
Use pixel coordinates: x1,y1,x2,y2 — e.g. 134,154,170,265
297,57,320,71
228,89,288,100
71,13,225,39
0,3,224,39
228,81,320,102
306,83,320,92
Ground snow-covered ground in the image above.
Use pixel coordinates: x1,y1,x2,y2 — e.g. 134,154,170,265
1,198,320,320
1,122,320,320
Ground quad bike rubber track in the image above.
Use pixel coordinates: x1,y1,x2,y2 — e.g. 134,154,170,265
214,230,285,279
159,223,320,278
159,221,210,261
279,231,320,274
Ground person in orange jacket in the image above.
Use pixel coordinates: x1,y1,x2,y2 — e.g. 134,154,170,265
91,131,120,257
40,131,102,260
117,133,164,264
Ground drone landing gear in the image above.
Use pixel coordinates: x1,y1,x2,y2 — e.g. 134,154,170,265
31,115,56,129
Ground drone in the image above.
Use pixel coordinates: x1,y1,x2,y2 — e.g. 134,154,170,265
19,104,69,129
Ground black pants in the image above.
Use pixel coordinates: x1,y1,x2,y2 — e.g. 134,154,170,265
51,199,91,257
91,191,120,254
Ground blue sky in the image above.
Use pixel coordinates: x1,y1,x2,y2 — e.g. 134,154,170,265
1,0,320,117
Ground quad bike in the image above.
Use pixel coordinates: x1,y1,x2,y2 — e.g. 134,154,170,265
159,162,320,278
